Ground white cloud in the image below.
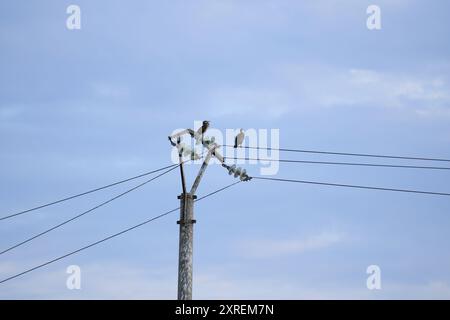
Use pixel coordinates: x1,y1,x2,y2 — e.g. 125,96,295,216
277,63,450,117
0,262,18,277
207,87,291,118
0,262,176,300
91,83,130,99
195,268,380,299
0,106,23,119
237,231,345,259
2,259,450,299
202,63,450,119
379,281,450,300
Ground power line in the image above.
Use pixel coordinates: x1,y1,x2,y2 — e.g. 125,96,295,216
0,207,178,285
224,145,450,163
0,165,180,256
253,176,450,197
0,181,242,285
0,163,179,222
227,157,450,170
195,181,241,202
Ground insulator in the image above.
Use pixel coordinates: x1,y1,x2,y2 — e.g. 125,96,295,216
239,169,247,181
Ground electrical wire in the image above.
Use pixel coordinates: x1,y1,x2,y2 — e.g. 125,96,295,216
0,181,242,285
227,157,450,170
0,165,180,256
253,176,450,197
195,181,242,202
224,145,450,163
0,163,179,222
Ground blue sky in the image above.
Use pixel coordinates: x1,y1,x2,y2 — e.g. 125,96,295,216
1,0,450,299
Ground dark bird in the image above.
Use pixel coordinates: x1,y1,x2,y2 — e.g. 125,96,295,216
196,120,210,144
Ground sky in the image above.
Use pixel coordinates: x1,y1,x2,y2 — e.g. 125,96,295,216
1,0,450,299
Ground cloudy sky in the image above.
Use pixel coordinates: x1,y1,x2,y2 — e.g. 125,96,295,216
1,0,450,299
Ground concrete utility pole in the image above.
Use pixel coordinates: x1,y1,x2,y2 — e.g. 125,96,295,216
177,192,196,300
176,151,212,300
169,122,251,300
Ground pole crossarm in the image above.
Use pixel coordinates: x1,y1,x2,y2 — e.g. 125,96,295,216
169,126,252,184
190,147,215,195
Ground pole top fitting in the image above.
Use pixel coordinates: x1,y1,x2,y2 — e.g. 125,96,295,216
178,194,197,199
177,219,197,225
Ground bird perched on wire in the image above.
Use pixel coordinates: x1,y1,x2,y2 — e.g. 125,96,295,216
234,128,245,148
195,120,210,144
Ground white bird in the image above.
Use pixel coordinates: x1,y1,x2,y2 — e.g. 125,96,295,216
234,129,245,148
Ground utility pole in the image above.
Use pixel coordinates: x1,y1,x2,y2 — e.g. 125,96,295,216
177,192,196,300
169,122,251,300
176,151,211,300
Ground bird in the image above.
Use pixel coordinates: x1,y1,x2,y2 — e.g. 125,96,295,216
189,150,201,161
203,136,215,146
195,120,210,144
176,142,187,156
234,129,245,148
